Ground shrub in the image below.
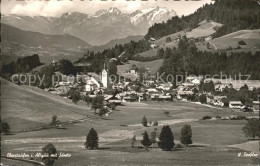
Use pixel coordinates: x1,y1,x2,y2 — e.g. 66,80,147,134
202,115,212,120
1,122,10,134
199,94,207,104
216,115,221,120
142,116,148,127
242,119,259,139
153,121,158,126
150,128,157,144
42,143,58,165
238,40,246,45
131,135,136,148
164,111,170,116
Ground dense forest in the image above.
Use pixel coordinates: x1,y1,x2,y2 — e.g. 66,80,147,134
1,54,41,76
76,39,151,73
158,36,260,84
145,0,260,39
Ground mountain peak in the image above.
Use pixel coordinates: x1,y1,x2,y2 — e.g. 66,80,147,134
95,7,122,16
108,7,122,14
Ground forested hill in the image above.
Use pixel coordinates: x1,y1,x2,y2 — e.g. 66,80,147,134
145,0,260,40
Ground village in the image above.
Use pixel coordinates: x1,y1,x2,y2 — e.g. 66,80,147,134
27,59,259,116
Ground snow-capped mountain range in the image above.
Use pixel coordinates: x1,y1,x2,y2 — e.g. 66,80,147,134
2,7,176,45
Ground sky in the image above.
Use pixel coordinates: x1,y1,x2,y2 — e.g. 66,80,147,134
1,0,214,17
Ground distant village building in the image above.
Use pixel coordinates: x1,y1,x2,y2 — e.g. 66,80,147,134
130,69,137,74
150,44,158,49
205,36,212,41
229,101,243,109
149,37,156,43
85,77,100,92
185,76,203,85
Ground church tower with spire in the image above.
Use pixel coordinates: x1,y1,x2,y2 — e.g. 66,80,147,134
101,63,108,89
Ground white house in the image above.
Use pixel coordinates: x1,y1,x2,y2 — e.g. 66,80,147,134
85,77,100,92
229,101,243,109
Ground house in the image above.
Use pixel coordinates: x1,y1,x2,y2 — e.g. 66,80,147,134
104,95,121,105
122,95,138,102
130,69,137,74
205,36,212,41
151,94,172,101
85,77,100,92
150,44,158,49
186,76,203,85
229,101,243,109
149,37,156,42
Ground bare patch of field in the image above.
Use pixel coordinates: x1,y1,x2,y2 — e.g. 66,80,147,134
229,141,259,154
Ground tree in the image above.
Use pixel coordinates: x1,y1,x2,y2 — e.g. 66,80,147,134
242,119,259,140
199,94,207,104
141,131,152,148
158,125,175,151
142,116,148,127
108,61,117,75
1,122,10,134
180,124,193,146
131,135,136,148
51,115,58,125
238,40,247,45
85,128,99,149
91,95,104,110
67,89,81,104
42,143,58,165
166,36,172,43
206,42,210,49
150,128,157,145
57,59,77,75
153,121,158,126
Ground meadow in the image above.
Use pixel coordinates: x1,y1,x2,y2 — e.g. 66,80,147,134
1,80,258,165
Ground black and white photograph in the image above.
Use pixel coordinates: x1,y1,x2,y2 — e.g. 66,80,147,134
1,0,260,165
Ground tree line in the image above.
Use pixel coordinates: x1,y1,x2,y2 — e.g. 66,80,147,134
1,54,41,77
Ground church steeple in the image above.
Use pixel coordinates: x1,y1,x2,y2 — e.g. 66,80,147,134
101,62,108,88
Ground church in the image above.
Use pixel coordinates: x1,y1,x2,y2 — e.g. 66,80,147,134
101,64,108,89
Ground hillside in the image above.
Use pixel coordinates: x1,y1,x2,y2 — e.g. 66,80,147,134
1,78,91,132
90,35,144,52
132,20,222,59
210,29,260,50
1,24,88,64
154,20,222,46
117,59,163,75
145,0,260,40
1,24,91,48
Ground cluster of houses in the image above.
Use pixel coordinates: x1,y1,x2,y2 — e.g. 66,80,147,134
44,64,174,106
176,76,259,112
31,61,258,113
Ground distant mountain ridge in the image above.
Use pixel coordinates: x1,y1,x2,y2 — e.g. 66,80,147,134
1,24,91,48
1,6,176,46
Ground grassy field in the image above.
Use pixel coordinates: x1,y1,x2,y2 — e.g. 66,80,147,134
1,78,92,132
117,59,163,75
1,79,258,165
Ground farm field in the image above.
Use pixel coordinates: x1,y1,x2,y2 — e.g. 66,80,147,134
1,80,258,165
